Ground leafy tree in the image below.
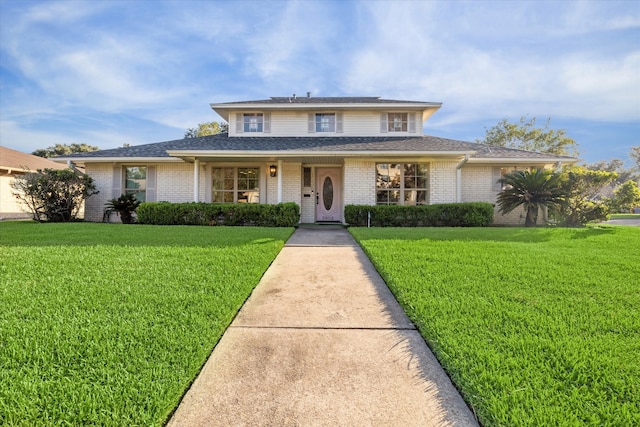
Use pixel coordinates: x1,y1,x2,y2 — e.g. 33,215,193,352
586,159,638,186
631,146,640,171
11,168,99,222
32,143,99,158
612,180,640,213
477,116,579,156
496,168,565,226
184,121,228,138
550,166,618,226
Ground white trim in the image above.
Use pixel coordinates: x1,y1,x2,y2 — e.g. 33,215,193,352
168,150,476,158
277,159,283,203
193,159,200,202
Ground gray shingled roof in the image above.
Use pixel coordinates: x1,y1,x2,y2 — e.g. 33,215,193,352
214,97,438,105
58,134,576,161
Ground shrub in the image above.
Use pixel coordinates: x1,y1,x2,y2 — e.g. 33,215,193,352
10,168,98,222
105,194,141,224
344,203,494,227
136,202,300,227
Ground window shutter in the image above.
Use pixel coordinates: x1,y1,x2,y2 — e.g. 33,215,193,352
263,112,271,133
493,167,503,191
146,166,157,202
112,166,122,198
308,113,315,133
236,113,243,133
409,113,417,133
380,113,388,133
336,112,343,133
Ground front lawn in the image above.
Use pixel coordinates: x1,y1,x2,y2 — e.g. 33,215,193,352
350,226,640,426
609,213,640,220
0,222,293,426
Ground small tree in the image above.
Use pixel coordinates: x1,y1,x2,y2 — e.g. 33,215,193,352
11,168,99,222
612,180,640,213
497,168,565,226
184,121,228,138
550,167,618,226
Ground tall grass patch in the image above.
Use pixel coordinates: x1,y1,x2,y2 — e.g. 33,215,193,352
350,226,640,426
0,222,293,426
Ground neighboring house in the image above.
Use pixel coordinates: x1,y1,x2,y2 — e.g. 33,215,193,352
55,96,577,225
0,146,69,220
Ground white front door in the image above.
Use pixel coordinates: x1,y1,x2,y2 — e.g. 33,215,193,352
315,168,342,222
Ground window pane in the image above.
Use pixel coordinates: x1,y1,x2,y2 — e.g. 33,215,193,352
315,113,335,132
416,164,428,175
404,164,416,176
213,167,259,204
388,113,408,132
416,176,428,188
243,113,263,132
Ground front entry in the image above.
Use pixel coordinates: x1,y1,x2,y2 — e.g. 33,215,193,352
315,168,342,222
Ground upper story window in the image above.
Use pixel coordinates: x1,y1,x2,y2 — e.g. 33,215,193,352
381,112,417,133
236,112,270,134
308,112,343,133
316,113,335,132
244,113,263,132
125,166,147,202
388,113,408,132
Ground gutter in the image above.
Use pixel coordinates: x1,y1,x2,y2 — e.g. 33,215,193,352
456,154,470,203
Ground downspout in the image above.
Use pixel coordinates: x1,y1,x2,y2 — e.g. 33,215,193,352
193,159,200,202
277,159,283,203
456,154,470,203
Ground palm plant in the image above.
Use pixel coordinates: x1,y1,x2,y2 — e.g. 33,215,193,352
105,193,141,224
496,168,565,226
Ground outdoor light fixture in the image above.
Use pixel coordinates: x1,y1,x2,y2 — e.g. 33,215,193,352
269,165,277,177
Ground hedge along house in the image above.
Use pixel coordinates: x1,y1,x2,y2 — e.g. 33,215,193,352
56,96,577,225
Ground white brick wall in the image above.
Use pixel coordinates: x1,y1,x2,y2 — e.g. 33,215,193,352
343,159,376,205
430,161,458,204
84,164,114,222
461,165,526,225
156,163,193,202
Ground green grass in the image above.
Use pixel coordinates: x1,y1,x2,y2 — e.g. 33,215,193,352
350,226,640,426
609,213,640,219
0,222,293,426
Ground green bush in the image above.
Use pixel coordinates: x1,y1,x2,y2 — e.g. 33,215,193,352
344,203,494,227
136,202,300,227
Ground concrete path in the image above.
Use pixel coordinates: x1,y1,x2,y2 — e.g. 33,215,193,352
168,226,478,426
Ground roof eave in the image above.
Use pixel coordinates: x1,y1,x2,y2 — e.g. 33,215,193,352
167,149,475,159
211,102,443,121
52,157,183,163
468,157,579,164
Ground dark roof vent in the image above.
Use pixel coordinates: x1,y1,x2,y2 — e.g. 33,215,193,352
307,92,311,98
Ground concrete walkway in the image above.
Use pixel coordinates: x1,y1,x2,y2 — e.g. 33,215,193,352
168,226,478,426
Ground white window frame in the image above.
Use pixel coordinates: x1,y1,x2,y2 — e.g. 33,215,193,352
211,166,261,204
243,113,263,133
388,112,408,132
376,163,429,205
124,166,147,202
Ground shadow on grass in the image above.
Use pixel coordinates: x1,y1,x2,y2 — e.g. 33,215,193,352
349,226,620,244
0,221,294,248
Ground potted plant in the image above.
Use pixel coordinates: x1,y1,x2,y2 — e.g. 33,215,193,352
105,194,141,224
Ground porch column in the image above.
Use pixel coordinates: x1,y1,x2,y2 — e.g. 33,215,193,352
193,159,200,202
277,160,283,203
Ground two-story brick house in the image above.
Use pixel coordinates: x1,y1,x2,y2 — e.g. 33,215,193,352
57,96,577,225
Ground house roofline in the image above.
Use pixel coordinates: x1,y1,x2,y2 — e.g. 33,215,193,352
210,102,442,122
166,149,476,159
467,157,578,164
51,157,184,164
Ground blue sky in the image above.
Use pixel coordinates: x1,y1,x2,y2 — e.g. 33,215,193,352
1,0,638,165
